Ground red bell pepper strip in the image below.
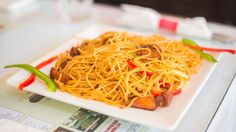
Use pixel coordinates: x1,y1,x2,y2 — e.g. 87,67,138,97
35,56,57,69
186,45,235,54
145,71,153,77
127,60,153,77
18,74,35,90
172,88,182,96
127,60,137,69
18,56,57,90
137,71,153,77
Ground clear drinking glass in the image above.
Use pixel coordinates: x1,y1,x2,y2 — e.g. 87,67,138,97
57,0,94,22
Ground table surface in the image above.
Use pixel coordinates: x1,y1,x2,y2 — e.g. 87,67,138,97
0,1,236,132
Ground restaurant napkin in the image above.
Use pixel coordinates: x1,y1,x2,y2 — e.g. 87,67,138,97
118,4,212,40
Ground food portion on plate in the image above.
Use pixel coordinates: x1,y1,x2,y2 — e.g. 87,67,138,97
6,31,235,111
49,31,203,110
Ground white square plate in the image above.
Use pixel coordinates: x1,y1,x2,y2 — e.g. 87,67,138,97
6,25,222,130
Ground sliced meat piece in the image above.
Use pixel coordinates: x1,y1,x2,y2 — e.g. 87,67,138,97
147,45,161,59
50,68,59,80
140,59,149,63
60,59,69,69
50,68,71,84
136,45,161,59
81,41,89,47
136,49,149,56
99,32,116,44
70,47,81,57
155,91,173,107
131,96,157,110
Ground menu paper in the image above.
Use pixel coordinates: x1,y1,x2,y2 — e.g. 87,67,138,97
21,116,54,131
0,119,44,132
61,108,148,132
0,106,24,121
0,101,148,132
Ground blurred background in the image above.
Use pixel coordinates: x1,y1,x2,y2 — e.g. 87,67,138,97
95,0,236,26
0,1,236,132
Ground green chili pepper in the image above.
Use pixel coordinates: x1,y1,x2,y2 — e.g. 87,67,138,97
182,38,198,47
182,38,217,62
5,64,57,92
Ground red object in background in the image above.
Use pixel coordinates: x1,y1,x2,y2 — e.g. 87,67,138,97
158,18,178,32
18,56,57,90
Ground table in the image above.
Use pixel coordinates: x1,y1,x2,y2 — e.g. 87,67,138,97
1,1,236,132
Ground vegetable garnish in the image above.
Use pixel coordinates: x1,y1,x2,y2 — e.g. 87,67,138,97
35,56,57,69
182,38,217,62
172,88,182,95
127,61,182,97
18,56,57,90
5,64,57,92
186,45,236,54
127,60,137,69
127,60,153,77
18,75,35,90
